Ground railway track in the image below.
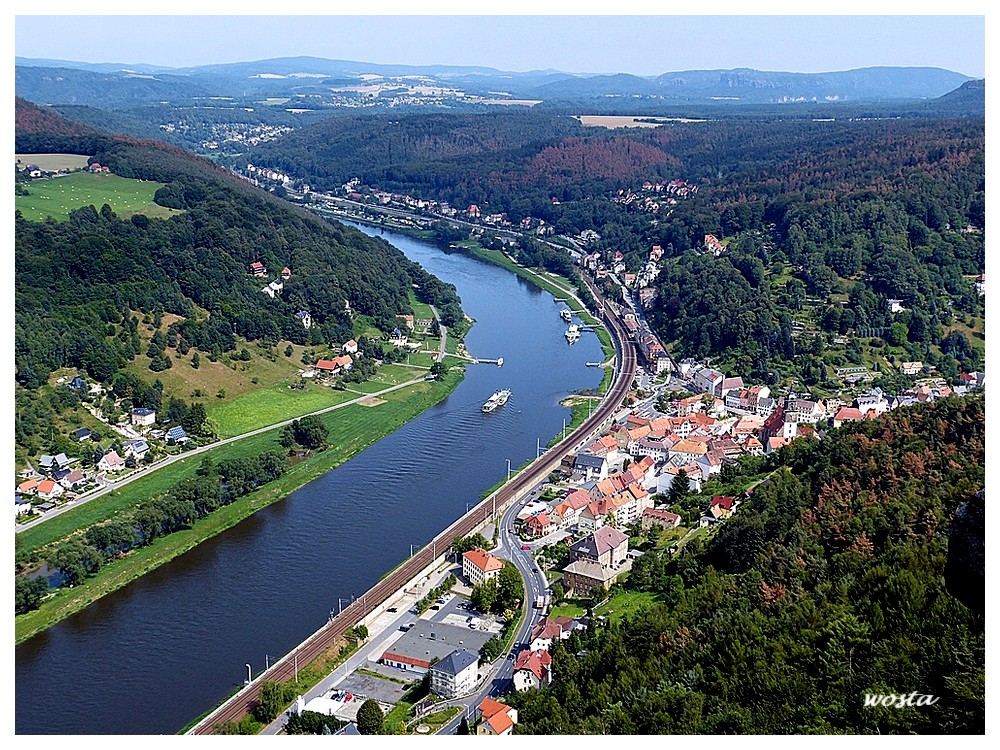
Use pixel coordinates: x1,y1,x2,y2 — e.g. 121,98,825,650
189,271,635,734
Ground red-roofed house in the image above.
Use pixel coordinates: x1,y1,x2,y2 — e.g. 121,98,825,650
523,513,552,539
513,650,552,691
314,355,353,375
462,549,505,586
477,698,517,736
281,266,292,280
37,479,64,500
833,406,864,428
709,495,736,520
641,507,682,531
342,339,358,354
528,617,569,651
249,261,267,277
17,479,39,495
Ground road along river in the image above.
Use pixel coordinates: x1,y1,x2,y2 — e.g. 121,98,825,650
15,223,606,734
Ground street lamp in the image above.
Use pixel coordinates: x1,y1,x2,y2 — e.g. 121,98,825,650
410,543,418,557
506,459,511,482
245,663,252,685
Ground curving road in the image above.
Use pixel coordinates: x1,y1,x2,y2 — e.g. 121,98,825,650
188,271,635,734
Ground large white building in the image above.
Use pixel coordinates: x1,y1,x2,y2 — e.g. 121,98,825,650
462,549,504,587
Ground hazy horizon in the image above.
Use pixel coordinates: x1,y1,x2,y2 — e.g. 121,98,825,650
13,13,987,80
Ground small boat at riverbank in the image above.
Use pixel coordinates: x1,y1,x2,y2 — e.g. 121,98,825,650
565,325,580,343
560,308,572,323
496,357,504,367
482,389,512,413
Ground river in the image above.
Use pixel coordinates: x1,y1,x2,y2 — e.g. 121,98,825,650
14,223,604,734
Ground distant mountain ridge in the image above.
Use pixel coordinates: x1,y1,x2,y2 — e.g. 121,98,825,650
16,56,975,107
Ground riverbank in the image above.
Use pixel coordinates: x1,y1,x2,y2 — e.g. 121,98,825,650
15,367,466,644
319,209,615,385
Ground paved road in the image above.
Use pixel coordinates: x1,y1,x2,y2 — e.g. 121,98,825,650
16,375,429,534
436,488,551,734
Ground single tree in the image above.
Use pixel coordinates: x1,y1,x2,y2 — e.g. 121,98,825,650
356,698,384,735
458,716,470,735
667,469,691,505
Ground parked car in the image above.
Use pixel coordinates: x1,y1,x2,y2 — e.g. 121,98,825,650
521,544,531,551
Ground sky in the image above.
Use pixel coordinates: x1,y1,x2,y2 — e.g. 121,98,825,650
11,4,988,78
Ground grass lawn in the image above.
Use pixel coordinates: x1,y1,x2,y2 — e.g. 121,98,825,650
15,367,466,644
594,590,661,624
208,383,357,437
15,172,181,222
549,601,588,619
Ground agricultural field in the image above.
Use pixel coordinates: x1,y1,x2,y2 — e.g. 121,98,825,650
16,152,91,171
15,171,181,222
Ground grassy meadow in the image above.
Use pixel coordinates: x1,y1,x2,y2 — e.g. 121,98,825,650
15,171,181,221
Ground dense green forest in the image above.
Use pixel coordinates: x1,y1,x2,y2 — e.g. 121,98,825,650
509,396,985,734
15,99,463,394
246,110,983,386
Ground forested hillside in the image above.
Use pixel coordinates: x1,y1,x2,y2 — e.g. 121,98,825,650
248,111,983,391
510,396,985,734
14,97,462,427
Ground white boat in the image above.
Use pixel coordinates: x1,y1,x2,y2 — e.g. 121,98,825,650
565,325,580,343
560,308,572,322
496,357,504,367
482,389,512,413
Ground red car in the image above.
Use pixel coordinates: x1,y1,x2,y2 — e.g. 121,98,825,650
521,544,531,551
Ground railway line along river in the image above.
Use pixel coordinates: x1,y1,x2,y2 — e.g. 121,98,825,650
15,223,605,734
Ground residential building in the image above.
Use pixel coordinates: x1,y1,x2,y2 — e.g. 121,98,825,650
573,453,608,482
641,507,682,531
295,310,312,329
98,451,125,472
429,649,479,699
513,650,552,691
562,558,629,597
132,408,157,427
343,339,358,354
122,439,150,460
36,479,64,500
571,526,629,567
900,361,924,376
462,549,505,587
833,407,864,428
709,495,736,520
314,356,353,375
477,699,518,736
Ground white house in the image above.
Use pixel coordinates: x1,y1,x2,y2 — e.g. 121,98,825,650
462,549,504,587
429,649,479,699
98,451,126,472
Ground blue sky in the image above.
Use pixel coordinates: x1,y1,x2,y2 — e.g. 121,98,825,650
13,7,987,78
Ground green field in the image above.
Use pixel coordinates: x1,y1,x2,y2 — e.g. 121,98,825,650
208,382,358,438
593,590,661,623
15,171,181,222
16,153,91,171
